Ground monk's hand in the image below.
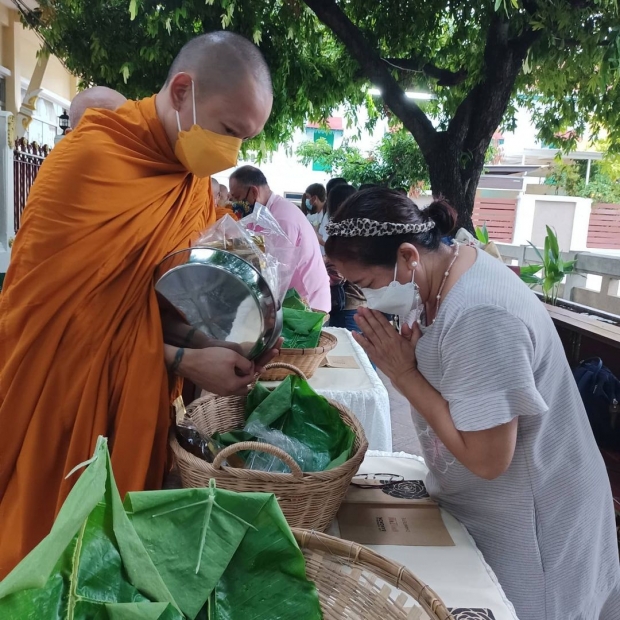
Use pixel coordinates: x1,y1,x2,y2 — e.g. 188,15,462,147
254,338,283,375
352,308,421,384
179,347,256,397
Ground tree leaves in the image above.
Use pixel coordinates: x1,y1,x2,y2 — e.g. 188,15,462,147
296,131,430,189
22,0,620,213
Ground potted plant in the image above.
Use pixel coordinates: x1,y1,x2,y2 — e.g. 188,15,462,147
519,226,576,305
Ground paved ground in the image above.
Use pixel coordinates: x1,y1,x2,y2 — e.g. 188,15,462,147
376,369,421,456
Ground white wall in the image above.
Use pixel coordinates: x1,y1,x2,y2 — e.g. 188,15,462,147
511,194,592,252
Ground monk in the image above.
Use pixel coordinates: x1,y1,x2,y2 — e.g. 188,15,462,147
0,31,274,578
218,183,230,206
212,176,237,220
69,86,128,129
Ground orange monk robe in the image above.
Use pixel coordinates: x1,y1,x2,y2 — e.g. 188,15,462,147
0,95,215,578
215,205,238,220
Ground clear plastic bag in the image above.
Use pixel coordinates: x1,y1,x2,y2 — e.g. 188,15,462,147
244,420,330,473
194,207,295,304
242,205,296,303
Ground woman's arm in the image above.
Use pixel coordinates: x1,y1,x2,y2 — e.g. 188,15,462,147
394,369,518,480
352,307,527,480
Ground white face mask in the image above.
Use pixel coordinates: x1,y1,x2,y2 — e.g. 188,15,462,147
362,263,422,321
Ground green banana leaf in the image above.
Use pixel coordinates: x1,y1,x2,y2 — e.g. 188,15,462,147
216,375,356,472
0,439,323,620
0,437,182,620
283,289,308,311
124,486,264,619
213,492,322,619
126,484,322,620
281,307,325,349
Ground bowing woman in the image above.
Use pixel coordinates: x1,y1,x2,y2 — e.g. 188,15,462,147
324,187,620,620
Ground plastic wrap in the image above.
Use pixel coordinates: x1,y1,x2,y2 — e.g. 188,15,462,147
195,207,295,304
212,375,356,474
244,420,330,473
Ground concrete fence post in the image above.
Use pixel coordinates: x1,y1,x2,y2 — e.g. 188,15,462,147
0,112,15,272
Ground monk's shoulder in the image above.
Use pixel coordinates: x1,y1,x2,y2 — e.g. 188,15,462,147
67,110,172,181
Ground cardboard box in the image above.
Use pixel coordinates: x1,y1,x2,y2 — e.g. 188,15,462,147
338,480,454,547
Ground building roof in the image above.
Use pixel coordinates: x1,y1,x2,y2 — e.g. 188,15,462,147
306,117,344,131
484,165,547,176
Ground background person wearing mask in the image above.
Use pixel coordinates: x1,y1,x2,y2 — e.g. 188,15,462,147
229,165,330,312
322,183,365,331
302,183,328,253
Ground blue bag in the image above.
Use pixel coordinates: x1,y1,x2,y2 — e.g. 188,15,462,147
573,357,620,450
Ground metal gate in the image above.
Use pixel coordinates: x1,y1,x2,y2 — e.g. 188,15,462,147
13,138,50,233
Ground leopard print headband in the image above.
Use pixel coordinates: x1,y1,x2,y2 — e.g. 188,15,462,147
324,217,435,237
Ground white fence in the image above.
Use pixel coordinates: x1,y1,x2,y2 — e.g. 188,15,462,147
496,243,620,316
0,112,15,273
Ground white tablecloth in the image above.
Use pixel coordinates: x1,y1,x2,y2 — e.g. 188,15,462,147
331,452,519,620
266,327,392,451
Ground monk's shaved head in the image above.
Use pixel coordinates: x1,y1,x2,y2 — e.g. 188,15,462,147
166,31,272,97
157,31,273,157
69,86,127,128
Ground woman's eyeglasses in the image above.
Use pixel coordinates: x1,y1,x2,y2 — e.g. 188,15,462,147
350,473,404,489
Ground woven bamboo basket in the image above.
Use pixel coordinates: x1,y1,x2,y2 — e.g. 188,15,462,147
170,363,368,531
294,529,454,620
260,331,338,381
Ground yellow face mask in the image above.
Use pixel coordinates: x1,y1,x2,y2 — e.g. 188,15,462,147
174,81,242,178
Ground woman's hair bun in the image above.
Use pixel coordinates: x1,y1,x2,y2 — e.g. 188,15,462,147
425,198,457,236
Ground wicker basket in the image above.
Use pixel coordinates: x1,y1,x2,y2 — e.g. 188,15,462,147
170,363,368,531
260,331,338,381
294,529,454,620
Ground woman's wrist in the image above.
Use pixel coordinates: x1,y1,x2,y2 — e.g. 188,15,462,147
393,366,425,395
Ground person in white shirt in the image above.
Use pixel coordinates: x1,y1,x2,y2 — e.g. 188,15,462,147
302,183,328,254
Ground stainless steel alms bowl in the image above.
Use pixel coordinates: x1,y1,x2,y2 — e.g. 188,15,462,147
155,247,282,360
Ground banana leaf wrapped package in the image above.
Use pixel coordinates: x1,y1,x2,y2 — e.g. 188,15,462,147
214,375,356,473
282,289,309,311
280,289,326,349
281,308,325,349
0,437,323,620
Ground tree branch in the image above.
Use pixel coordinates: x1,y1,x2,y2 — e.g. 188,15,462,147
302,0,437,154
382,58,468,87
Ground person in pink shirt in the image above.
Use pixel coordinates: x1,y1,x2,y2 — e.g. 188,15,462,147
228,165,331,312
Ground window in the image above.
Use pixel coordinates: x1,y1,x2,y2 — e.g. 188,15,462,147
305,128,335,172
284,192,304,208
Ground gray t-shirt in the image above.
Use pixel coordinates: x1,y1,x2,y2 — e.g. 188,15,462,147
412,249,620,620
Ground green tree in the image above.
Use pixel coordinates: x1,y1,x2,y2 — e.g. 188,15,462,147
544,157,620,203
296,132,429,189
21,0,620,230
